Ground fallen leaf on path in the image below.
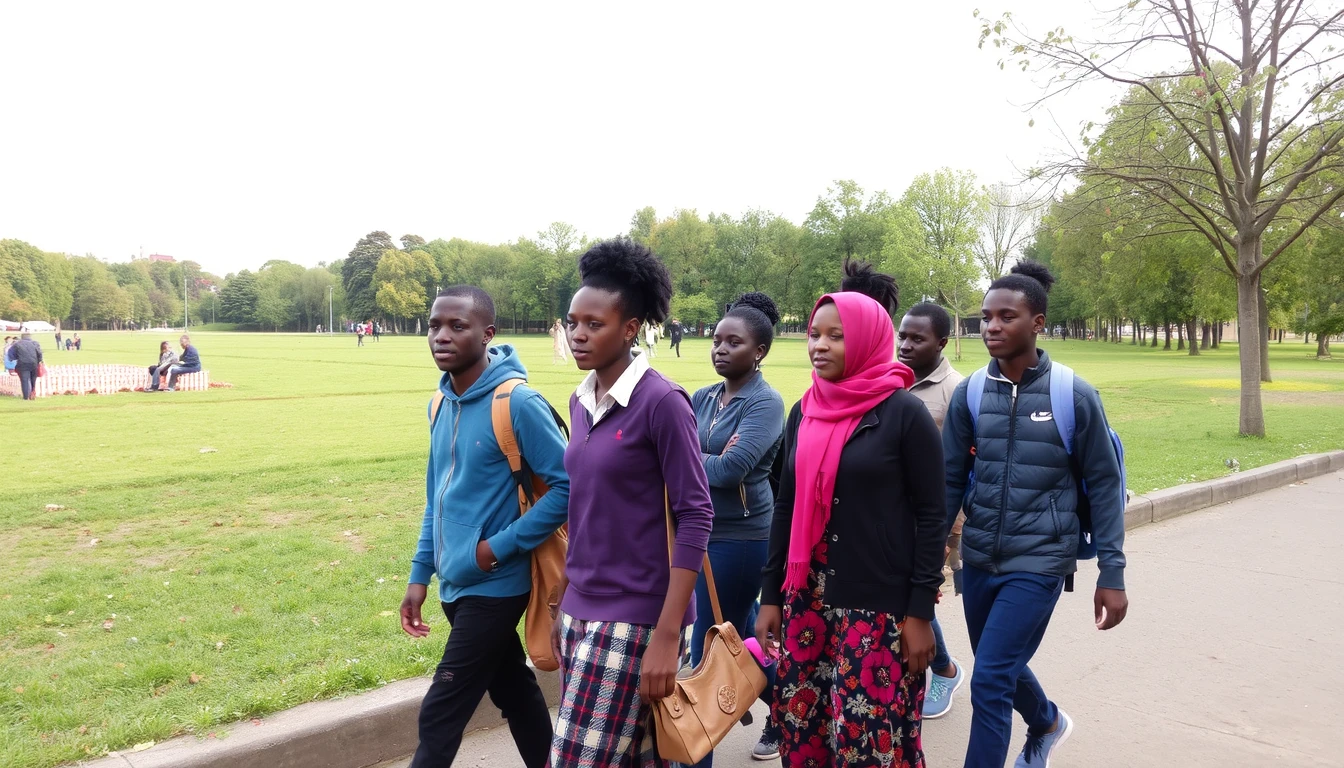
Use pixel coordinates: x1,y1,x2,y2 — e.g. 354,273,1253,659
250,719,263,726
129,741,155,752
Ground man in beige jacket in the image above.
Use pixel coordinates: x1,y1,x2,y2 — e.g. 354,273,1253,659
898,301,966,719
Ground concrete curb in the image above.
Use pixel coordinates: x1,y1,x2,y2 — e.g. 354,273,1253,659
83,449,1344,768
1122,450,1344,530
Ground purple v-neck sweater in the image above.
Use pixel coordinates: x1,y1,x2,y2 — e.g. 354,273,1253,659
563,369,714,627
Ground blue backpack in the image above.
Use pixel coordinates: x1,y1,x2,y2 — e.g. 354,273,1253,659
964,361,1125,563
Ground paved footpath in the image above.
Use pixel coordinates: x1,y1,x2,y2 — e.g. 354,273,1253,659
380,470,1344,768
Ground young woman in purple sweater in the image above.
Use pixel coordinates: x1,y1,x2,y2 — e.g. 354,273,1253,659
549,238,715,768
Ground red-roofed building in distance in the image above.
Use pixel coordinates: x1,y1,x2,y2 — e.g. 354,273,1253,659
148,253,176,263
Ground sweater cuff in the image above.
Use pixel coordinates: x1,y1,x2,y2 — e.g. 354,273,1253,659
759,571,784,607
408,562,435,586
671,543,706,573
905,586,937,622
486,529,519,565
1097,567,1125,591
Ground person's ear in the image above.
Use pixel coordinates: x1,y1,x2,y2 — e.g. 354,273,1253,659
483,324,496,345
624,317,641,343
936,337,949,352
1033,313,1047,335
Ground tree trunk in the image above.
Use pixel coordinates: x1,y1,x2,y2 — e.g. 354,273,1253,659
1213,322,1222,349
1187,319,1200,356
1201,322,1211,350
1163,322,1172,350
1177,322,1185,350
1304,331,1311,344
1317,334,1331,359
1257,283,1271,382
1235,269,1266,437
1132,319,1139,344
1151,322,1159,347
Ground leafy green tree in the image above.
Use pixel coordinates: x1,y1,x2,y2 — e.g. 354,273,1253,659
342,231,395,321
900,169,986,359
219,270,260,324
670,293,719,332
373,249,439,331
980,1,1344,436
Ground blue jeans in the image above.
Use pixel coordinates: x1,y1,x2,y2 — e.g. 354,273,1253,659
166,365,200,390
687,538,768,768
961,566,1064,768
931,616,951,672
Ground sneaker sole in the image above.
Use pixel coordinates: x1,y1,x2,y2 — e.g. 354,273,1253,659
1042,711,1074,768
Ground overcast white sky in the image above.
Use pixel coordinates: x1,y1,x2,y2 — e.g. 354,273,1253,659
0,1,1127,276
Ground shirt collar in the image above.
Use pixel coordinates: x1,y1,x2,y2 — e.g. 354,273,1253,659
577,352,651,419
913,356,954,388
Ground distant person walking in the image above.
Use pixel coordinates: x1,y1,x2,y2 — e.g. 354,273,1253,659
667,318,683,357
54,331,62,350
642,321,659,358
73,333,82,351
7,332,44,400
164,335,201,392
373,321,382,341
356,323,366,347
146,340,179,392
549,319,569,364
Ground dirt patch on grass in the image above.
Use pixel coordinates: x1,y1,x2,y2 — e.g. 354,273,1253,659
1264,390,1344,406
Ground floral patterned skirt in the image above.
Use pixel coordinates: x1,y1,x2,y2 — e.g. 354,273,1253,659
773,539,926,768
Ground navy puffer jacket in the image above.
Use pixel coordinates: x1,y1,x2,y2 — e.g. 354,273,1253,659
942,350,1126,590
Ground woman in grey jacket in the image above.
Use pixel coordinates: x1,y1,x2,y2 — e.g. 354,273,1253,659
688,292,786,766
146,341,178,391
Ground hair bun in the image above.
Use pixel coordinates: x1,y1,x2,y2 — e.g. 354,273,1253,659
732,292,780,326
1009,259,1055,293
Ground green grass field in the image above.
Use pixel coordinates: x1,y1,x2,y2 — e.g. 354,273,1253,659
2,330,1341,767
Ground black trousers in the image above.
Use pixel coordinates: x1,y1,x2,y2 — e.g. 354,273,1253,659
669,339,681,356
410,593,551,768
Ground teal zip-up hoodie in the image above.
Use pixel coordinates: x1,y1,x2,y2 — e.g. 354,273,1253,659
408,345,570,604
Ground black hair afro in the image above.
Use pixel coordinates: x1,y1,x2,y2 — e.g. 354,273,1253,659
988,259,1055,315
840,257,900,317
725,291,781,354
577,237,673,325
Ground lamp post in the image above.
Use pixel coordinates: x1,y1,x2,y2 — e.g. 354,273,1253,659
328,285,334,334
184,273,189,331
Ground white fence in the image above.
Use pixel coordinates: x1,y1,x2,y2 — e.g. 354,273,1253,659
1,365,210,398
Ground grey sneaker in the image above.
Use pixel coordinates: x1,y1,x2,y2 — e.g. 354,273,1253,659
751,731,781,761
922,658,965,719
1014,709,1073,767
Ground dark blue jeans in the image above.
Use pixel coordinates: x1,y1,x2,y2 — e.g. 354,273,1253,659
961,565,1064,768
688,538,768,768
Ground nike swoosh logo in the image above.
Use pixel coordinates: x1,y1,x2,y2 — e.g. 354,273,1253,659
1030,411,1053,422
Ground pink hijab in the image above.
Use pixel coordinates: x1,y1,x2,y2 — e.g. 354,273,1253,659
785,292,915,592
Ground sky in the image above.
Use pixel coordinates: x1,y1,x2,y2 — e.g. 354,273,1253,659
0,1,1128,277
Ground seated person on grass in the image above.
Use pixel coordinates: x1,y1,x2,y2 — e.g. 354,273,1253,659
147,341,178,391
164,335,201,391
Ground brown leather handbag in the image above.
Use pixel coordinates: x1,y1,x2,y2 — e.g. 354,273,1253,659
652,504,768,763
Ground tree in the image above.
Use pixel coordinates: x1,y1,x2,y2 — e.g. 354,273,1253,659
650,209,716,297
219,270,260,324
900,169,986,359
670,293,719,331
980,1,1344,436
629,207,657,245
373,248,439,331
974,183,1040,279
342,231,395,321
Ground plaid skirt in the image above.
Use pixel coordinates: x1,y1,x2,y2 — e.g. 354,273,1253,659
549,613,670,768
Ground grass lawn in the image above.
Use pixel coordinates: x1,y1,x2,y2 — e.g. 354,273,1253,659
2,329,1341,767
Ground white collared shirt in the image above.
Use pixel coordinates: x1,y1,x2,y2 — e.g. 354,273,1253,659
576,352,651,424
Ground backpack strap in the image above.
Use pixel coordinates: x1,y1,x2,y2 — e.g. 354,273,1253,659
966,367,988,433
491,379,532,507
429,391,446,428
1048,362,1076,454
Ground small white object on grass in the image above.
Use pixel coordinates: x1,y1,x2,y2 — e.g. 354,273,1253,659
200,447,218,454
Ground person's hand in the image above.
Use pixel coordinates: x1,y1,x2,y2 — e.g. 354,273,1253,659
901,617,936,677
755,604,783,661
400,583,431,638
1094,587,1128,630
639,627,681,703
550,612,565,665
723,433,741,453
475,540,495,572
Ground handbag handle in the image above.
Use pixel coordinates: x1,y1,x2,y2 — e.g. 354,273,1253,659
665,489,723,626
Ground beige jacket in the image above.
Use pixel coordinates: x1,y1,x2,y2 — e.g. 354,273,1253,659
909,355,965,537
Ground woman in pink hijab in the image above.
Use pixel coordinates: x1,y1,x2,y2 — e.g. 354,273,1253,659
757,291,948,767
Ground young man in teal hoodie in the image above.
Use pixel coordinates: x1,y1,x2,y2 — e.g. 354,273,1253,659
400,286,570,768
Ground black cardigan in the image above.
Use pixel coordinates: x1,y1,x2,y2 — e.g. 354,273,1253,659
762,389,947,620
